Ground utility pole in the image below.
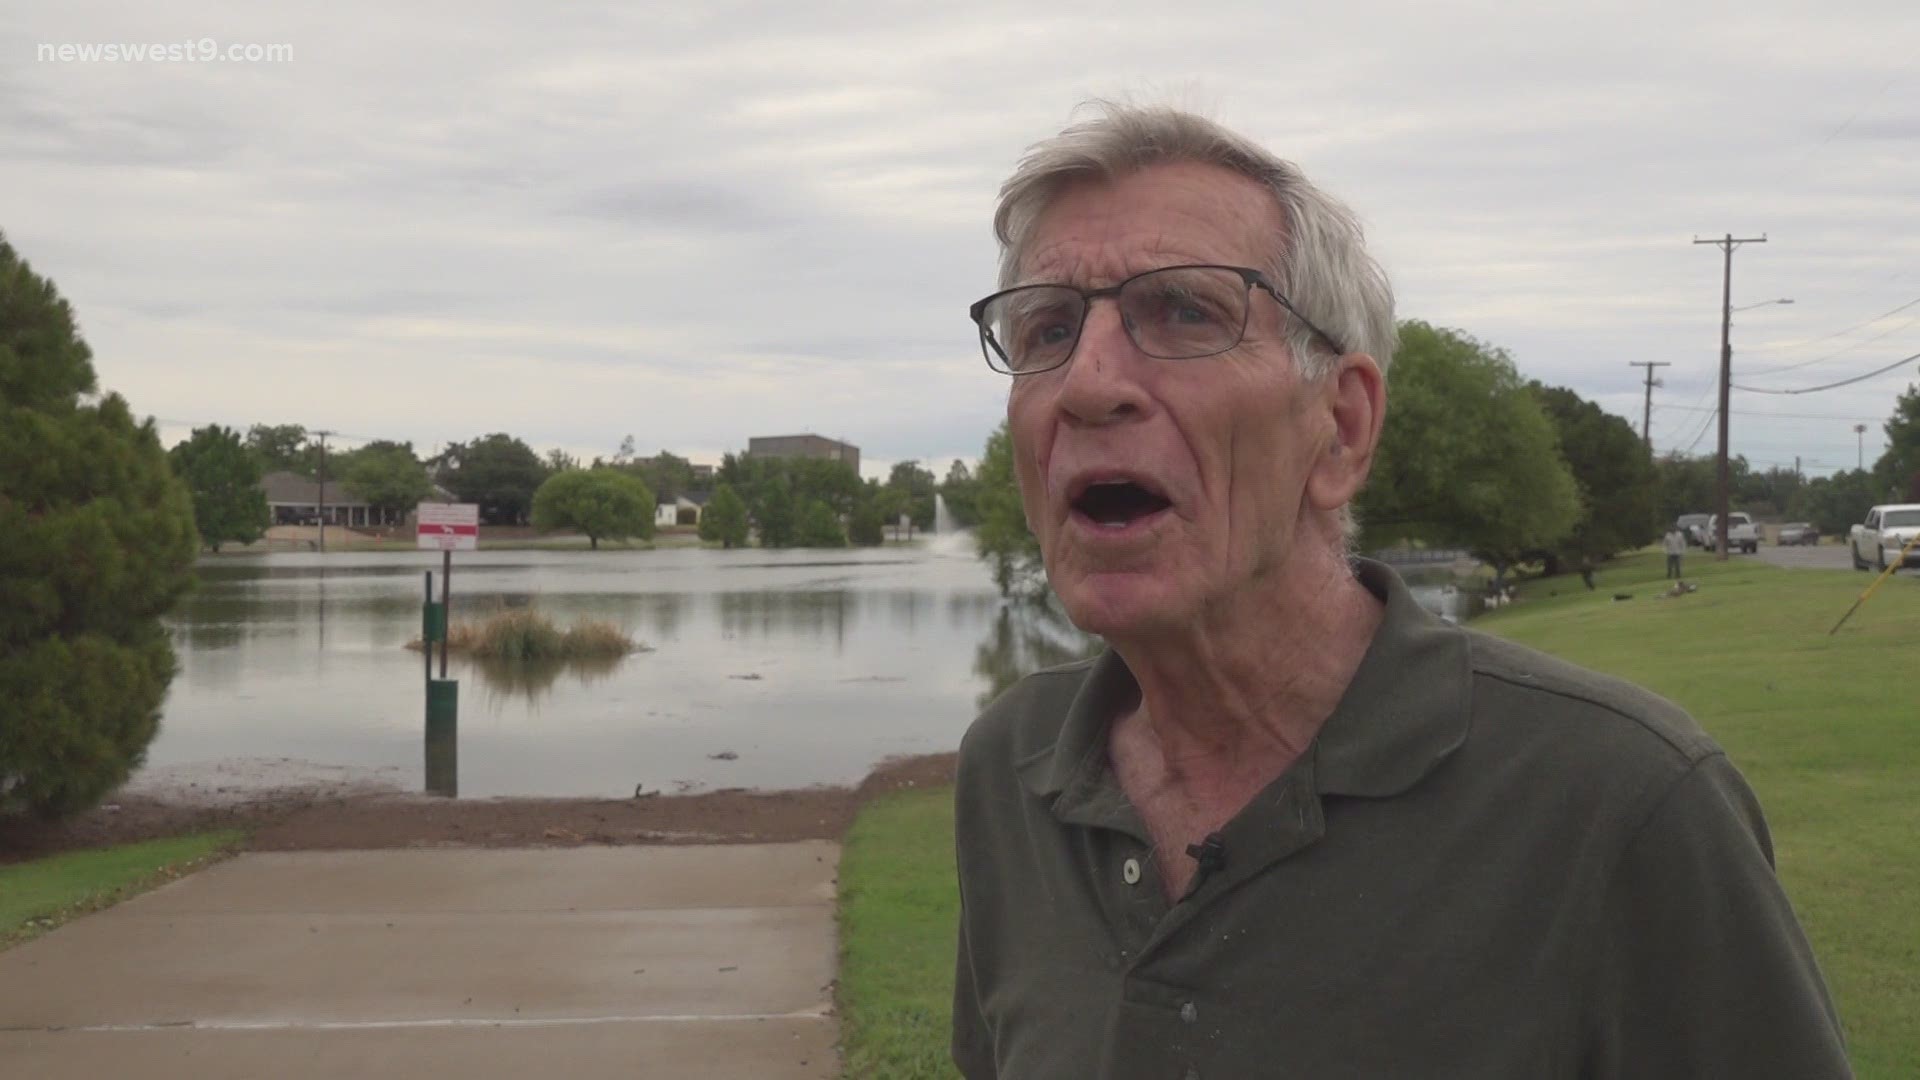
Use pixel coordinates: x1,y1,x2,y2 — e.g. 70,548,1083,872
1628,361,1671,449
314,429,336,553
1693,234,1766,560
1854,423,1867,471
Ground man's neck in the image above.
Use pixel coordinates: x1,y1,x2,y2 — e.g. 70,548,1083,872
1106,543,1385,796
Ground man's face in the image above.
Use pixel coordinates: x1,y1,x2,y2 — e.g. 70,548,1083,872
1006,162,1340,638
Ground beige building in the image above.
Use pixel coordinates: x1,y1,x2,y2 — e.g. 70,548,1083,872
747,434,859,476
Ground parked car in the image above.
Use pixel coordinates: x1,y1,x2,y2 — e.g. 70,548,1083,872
1776,522,1819,546
1675,513,1711,548
1849,504,1920,571
1705,512,1759,554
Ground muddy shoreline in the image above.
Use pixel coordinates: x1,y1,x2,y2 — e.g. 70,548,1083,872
0,753,958,863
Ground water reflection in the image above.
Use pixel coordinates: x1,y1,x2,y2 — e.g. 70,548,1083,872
466,654,628,700
972,597,1105,710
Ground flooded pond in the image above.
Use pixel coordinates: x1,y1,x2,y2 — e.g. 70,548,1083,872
153,540,1097,798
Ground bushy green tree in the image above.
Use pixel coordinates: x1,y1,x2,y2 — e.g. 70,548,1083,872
1,235,198,818
940,458,981,526
699,483,750,548
795,498,848,547
168,424,270,552
1357,322,1579,580
757,481,797,548
848,484,886,546
1529,384,1661,569
436,433,549,524
1796,469,1879,537
887,459,937,531
1872,383,1920,501
973,421,1046,598
245,422,316,476
341,440,432,520
530,468,654,549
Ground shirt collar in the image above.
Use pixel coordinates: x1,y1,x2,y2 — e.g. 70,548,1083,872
1017,558,1473,802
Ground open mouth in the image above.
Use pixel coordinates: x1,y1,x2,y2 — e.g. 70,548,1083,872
1071,479,1173,529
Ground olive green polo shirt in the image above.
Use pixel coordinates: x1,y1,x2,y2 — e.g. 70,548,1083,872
951,560,1848,1079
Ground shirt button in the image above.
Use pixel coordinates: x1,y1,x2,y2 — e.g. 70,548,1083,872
1122,858,1141,885
1179,1001,1198,1024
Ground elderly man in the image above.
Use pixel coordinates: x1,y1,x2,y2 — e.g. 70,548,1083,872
951,105,1848,1079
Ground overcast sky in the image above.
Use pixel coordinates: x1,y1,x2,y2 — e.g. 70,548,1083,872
8,0,1918,479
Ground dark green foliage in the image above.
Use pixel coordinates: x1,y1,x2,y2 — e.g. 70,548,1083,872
1794,469,1880,537
341,440,432,518
244,423,317,477
1357,321,1579,576
849,488,886,546
795,498,848,547
756,481,797,548
168,425,269,552
1872,383,1920,501
435,433,549,525
939,458,981,527
973,421,1046,598
698,483,750,548
887,460,937,531
530,468,654,549
625,450,695,502
1529,384,1661,568
0,236,197,818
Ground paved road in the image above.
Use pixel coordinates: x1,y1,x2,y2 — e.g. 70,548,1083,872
1750,541,1857,572
0,844,841,1079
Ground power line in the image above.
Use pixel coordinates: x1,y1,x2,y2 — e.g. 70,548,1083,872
1743,294,1920,353
1733,350,1920,395
1652,404,1880,421
1740,313,1918,376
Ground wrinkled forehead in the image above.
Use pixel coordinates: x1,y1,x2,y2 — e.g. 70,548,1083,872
1013,163,1285,286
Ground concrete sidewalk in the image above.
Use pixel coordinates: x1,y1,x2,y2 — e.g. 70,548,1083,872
0,843,840,1078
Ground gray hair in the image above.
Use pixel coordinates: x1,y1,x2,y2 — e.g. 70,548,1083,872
993,102,1397,380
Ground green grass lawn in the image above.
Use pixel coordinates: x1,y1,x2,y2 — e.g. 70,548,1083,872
0,831,243,949
835,552,1918,1078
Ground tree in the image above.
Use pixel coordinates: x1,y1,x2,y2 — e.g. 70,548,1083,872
545,448,581,474
629,451,694,503
169,425,270,552
888,459,937,531
1,235,198,818
973,421,1047,597
341,440,432,520
1872,383,1920,501
245,422,317,476
530,468,654,549
1529,384,1661,570
1356,322,1579,580
699,483,751,548
1795,469,1879,537
795,498,848,547
757,481,797,548
437,433,549,525
941,458,981,527
848,483,886,546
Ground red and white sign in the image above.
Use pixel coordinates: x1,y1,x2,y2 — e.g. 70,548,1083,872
416,502,480,551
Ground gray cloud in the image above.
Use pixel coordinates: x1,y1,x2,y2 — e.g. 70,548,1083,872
5,0,1917,478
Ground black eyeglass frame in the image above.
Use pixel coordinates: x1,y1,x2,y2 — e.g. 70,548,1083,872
967,264,1349,376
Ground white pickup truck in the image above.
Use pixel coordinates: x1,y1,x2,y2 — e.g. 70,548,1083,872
1850,503,1920,571
1705,512,1759,554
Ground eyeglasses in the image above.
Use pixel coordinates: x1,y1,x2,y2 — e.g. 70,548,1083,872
968,263,1347,376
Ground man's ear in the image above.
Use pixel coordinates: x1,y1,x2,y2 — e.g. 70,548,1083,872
1305,354,1385,512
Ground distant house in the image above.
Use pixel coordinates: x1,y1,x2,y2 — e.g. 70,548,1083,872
262,471,384,528
690,463,716,483
655,493,708,528
747,434,859,477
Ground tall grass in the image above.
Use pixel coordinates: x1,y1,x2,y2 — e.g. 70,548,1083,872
407,610,641,660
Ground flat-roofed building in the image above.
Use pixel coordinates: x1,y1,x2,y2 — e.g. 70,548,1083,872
747,434,859,476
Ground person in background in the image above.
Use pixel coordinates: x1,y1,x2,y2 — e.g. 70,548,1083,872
1665,524,1687,579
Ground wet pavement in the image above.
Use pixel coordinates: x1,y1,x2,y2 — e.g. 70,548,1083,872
0,844,841,1078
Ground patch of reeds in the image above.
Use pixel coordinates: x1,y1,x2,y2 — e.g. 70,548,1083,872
406,610,642,661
